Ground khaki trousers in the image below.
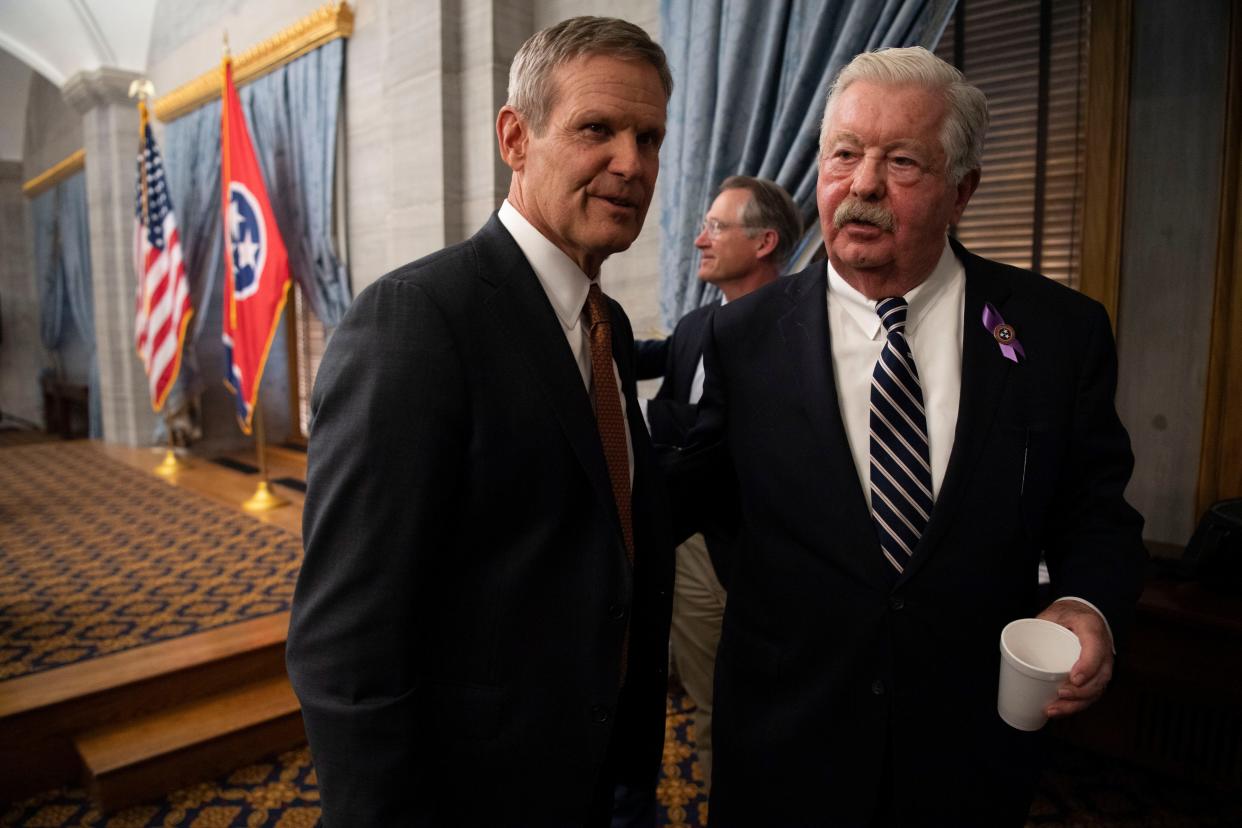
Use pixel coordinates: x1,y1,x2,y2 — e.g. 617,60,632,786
670,532,727,790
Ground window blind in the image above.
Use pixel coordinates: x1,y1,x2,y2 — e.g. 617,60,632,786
936,0,1088,287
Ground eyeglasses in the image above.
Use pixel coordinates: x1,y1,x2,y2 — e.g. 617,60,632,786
698,217,760,240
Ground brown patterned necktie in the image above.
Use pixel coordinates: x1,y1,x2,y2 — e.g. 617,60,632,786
584,283,635,565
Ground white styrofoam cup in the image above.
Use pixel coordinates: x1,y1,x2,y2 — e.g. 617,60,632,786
997,618,1082,731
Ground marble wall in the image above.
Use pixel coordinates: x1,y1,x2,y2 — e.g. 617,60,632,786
22,73,82,181
0,160,44,426
1115,0,1232,545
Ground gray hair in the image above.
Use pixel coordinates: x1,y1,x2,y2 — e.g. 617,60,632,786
819,46,989,184
507,17,673,135
719,176,803,268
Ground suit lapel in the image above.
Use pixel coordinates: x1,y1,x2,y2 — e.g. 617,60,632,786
778,264,888,580
475,217,618,539
900,245,1014,584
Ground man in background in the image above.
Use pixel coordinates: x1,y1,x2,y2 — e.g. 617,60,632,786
287,17,675,826
643,176,800,794
691,47,1146,825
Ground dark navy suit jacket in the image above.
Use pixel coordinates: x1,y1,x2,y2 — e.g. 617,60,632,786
288,214,675,826
690,241,1146,826
643,301,740,588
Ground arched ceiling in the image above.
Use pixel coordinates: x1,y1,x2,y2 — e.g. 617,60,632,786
0,0,157,161
0,0,157,87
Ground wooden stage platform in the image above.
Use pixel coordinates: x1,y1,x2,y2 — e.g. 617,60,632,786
0,440,308,811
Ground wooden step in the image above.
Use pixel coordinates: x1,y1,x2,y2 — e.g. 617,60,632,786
74,675,305,813
0,613,290,804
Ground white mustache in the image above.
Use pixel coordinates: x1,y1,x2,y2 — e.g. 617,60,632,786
834,199,895,232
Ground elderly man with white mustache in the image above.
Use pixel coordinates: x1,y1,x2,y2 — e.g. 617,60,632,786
676,45,1146,826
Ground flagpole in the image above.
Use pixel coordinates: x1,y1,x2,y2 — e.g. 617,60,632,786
221,26,288,512
242,400,288,512
132,84,187,477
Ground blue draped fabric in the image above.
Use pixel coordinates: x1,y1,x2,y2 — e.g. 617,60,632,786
162,102,223,368
160,39,348,433
56,173,101,438
245,38,350,328
31,188,61,350
658,0,957,327
31,172,101,437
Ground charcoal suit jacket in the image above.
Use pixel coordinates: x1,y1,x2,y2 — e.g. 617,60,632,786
287,214,675,827
644,301,739,588
688,240,1146,826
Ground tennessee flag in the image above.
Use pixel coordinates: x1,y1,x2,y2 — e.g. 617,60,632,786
221,55,291,434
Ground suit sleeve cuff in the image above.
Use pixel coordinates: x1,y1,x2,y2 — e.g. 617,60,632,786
1056,596,1116,653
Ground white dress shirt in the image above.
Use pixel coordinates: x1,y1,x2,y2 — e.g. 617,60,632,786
826,240,1110,639
827,241,964,506
687,297,726,406
498,200,633,484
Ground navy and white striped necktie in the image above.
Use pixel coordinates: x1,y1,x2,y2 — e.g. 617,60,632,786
869,297,933,577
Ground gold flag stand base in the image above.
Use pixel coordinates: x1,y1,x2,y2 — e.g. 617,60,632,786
242,480,288,512
153,448,187,477
241,406,287,512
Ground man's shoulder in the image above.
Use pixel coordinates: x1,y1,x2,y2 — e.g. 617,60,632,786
390,218,516,287
354,217,520,309
671,301,719,336
716,262,822,324
961,244,1101,318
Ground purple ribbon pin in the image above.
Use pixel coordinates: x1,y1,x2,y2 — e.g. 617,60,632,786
983,302,1025,364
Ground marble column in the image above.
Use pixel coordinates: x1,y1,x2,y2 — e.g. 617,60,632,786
62,67,156,447
345,0,534,295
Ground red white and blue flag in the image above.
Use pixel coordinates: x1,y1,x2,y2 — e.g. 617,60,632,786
221,55,291,434
134,102,194,412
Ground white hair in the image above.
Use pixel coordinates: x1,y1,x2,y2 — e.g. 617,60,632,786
820,46,989,184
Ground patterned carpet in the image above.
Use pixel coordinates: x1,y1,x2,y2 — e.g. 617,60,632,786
0,695,704,827
0,442,301,680
4,687,1238,826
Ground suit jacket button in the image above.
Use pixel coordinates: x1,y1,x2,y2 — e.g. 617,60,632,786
871,679,885,695
889,596,904,611
608,603,626,620
591,705,610,723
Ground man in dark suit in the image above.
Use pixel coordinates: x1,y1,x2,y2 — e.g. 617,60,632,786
642,176,800,792
286,17,675,827
688,47,1147,825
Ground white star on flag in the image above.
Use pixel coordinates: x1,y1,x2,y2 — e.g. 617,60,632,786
227,199,246,241
236,238,260,271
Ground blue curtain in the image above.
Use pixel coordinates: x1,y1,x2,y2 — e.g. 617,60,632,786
161,38,348,423
31,172,101,438
658,0,957,327
31,188,61,350
57,173,101,438
245,37,350,328
162,101,223,407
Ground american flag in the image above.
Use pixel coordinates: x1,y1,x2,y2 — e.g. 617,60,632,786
133,111,193,412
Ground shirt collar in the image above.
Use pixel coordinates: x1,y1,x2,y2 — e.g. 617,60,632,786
498,199,594,331
827,240,960,340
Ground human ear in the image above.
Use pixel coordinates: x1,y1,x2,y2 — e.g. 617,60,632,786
497,106,528,171
952,168,981,223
